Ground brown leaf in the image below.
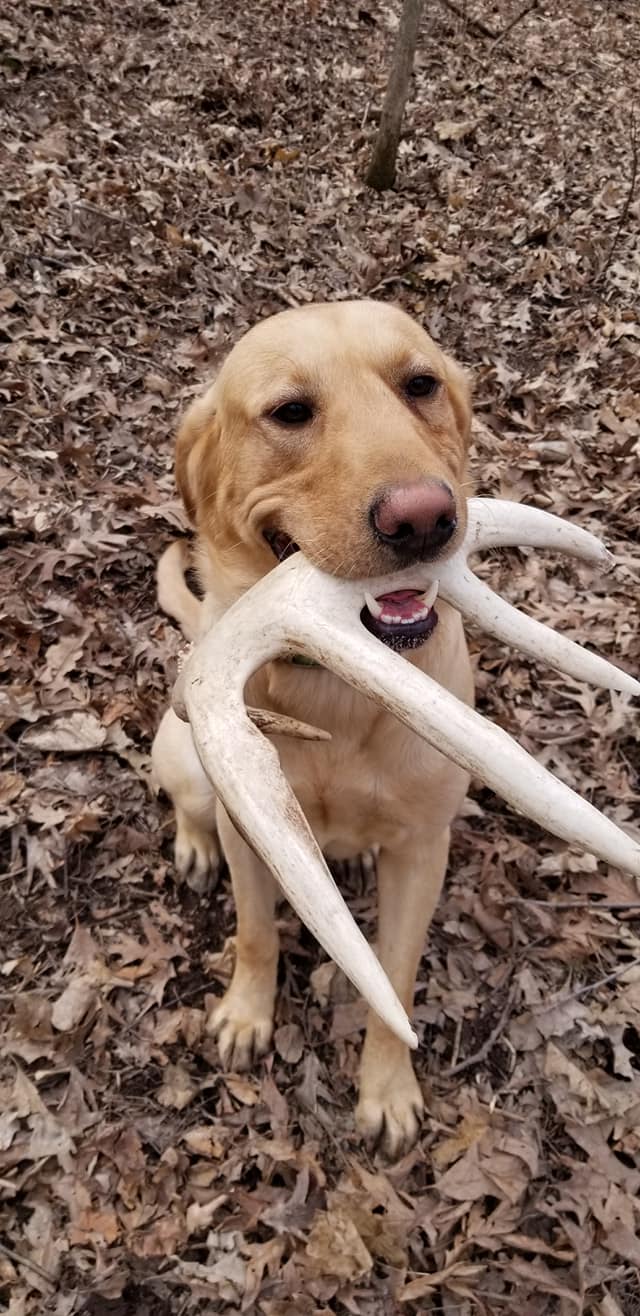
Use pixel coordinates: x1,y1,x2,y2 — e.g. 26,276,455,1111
436,1141,496,1202
309,959,337,1006
274,1023,304,1063
224,1075,260,1105
431,1111,489,1170
185,1195,228,1236
183,1126,226,1159
68,1206,120,1246
501,1257,582,1307
545,1041,640,1121
305,1207,372,1281
435,118,477,142
132,1213,187,1258
400,1262,486,1301
330,1189,407,1267
0,771,24,805
602,1222,640,1266
21,711,107,753
51,974,97,1031
156,1063,199,1110
27,1113,76,1171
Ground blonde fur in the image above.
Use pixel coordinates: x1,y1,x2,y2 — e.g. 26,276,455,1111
152,300,474,1159
157,541,202,642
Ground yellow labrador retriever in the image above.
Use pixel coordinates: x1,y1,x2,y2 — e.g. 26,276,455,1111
152,300,474,1157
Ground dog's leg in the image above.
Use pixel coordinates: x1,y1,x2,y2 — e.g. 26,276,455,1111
356,827,451,1160
151,708,220,893
208,805,280,1071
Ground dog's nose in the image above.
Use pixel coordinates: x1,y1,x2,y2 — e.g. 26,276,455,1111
371,480,457,558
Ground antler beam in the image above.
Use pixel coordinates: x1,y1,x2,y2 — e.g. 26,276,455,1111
178,499,639,1045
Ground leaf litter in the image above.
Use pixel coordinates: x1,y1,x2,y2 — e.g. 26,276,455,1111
1,0,639,1311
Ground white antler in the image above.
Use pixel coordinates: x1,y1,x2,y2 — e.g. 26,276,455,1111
442,501,638,694
178,499,639,1046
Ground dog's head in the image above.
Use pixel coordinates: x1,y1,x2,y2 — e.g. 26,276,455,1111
177,300,472,646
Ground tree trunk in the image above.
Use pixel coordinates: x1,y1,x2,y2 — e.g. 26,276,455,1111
365,0,424,191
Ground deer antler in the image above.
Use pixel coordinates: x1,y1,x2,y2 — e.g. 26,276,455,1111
177,499,639,1047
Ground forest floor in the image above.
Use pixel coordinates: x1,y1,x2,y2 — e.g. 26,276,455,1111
1,0,640,1312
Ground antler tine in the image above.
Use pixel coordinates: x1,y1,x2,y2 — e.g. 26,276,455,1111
310,614,640,880
466,498,612,564
247,708,331,741
438,563,640,697
172,666,330,740
182,603,418,1049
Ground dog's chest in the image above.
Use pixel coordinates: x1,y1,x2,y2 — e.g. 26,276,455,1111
253,611,473,857
287,724,468,855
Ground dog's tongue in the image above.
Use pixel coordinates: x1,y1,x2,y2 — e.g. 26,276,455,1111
376,588,425,621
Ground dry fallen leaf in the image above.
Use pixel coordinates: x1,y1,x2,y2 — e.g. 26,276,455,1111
185,1194,228,1236
305,1207,372,1281
435,118,477,141
545,1041,640,1122
21,711,107,753
68,1206,120,1246
51,973,97,1031
156,1063,199,1111
274,1023,304,1063
182,1126,226,1159
224,1075,260,1106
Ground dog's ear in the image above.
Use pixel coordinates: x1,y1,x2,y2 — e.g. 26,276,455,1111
175,387,220,526
442,353,473,452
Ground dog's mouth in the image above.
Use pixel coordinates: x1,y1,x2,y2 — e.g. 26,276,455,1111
264,529,439,651
361,584,438,651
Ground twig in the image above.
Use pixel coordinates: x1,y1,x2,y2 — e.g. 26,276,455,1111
252,278,301,309
595,110,638,286
0,1240,55,1285
439,0,496,38
491,0,539,50
449,1014,464,1071
73,200,139,232
506,898,640,913
544,954,640,1007
444,980,516,1079
303,0,317,200
365,260,421,296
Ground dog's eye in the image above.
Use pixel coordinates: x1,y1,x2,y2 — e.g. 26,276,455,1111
271,401,313,425
406,374,440,399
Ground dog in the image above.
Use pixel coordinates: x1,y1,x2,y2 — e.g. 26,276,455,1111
152,299,474,1158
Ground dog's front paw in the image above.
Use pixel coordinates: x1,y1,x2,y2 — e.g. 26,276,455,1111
356,1061,424,1160
174,814,221,895
208,990,275,1071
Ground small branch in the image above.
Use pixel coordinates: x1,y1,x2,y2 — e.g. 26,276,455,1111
444,980,516,1079
0,1240,56,1286
248,706,331,742
506,898,640,913
449,1014,464,1071
491,0,539,50
439,0,497,38
73,199,139,232
531,954,640,1016
595,110,638,286
562,954,640,1004
303,0,317,199
365,261,420,296
253,278,302,309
